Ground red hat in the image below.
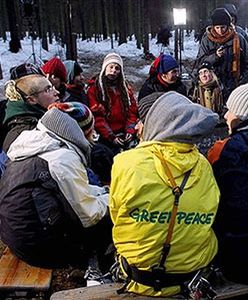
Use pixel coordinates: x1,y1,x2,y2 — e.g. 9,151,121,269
42,57,67,82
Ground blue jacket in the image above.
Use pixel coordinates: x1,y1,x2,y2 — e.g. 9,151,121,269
0,149,7,178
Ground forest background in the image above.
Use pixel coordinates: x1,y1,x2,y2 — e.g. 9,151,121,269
0,0,247,60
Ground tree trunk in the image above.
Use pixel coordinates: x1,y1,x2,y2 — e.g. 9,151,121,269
117,0,127,45
5,0,21,53
64,0,77,60
101,0,108,40
142,0,149,54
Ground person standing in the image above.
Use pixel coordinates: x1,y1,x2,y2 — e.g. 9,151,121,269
195,8,248,101
138,54,187,101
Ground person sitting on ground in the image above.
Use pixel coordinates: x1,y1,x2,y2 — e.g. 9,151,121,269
195,8,248,101
87,53,138,184
0,102,113,270
138,54,187,101
208,83,248,285
42,56,69,101
109,91,220,297
189,62,228,155
64,60,88,106
1,73,59,152
189,62,224,117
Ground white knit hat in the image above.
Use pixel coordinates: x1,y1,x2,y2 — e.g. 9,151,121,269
101,53,123,71
226,83,248,120
98,53,130,104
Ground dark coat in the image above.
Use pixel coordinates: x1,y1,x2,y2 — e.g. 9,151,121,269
210,123,248,284
138,75,187,102
65,84,89,106
0,156,86,268
195,26,248,100
1,100,45,152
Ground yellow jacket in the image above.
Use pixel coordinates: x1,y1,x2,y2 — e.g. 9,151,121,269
110,141,219,297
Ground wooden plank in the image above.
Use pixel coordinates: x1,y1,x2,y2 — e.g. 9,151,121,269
0,247,52,291
50,283,184,300
50,282,248,300
216,282,248,299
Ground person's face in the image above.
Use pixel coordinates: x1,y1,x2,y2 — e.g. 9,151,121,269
49,75,62,89
214,25,228,36
135,120,144,141
73,73,85,86
161,68,179,84
224,110,241,134
105,63,121,81
198,68,213,84
28,78,60,109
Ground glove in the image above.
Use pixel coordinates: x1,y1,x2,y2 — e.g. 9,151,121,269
124,133,133,143
113,137,125,147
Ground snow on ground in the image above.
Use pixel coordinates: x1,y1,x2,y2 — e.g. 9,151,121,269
0,31,199,100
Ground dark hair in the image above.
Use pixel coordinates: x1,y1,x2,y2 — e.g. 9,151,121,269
96,75,130,117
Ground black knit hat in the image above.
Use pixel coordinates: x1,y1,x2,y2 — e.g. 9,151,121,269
138,92,164,123
211,8,231,26
74,62,83,77
223,4,237,23
10,63,44,80
197,62,213,73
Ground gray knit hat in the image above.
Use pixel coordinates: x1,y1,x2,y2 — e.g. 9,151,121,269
226,83,248,121
40,108,90,157
143,91,219,144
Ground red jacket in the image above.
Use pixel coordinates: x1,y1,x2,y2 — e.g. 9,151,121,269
87,79,138,142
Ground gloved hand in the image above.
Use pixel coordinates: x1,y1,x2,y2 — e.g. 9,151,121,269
113,136,125,147
124,133,133,143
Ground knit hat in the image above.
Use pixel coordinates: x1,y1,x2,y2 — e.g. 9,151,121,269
101,53,123,72
40,108,90,161
223,4,237,23
143,91,219,144
159,54,178,74
74,62,83,77
42,57,67,83
64,60,83,84
99,53,130,104
211,8,232,26
197,61,213,73
48,102,94,136
226,83,248,121
10,63,45,80
138,92,164,123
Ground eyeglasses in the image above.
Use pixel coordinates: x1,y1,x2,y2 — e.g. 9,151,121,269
30,85,56,96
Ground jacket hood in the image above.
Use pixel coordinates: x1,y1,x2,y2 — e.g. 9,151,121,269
136,141,200,179
7,121,90,166
143,91,219,144
64,60,76,84
4,98,45,123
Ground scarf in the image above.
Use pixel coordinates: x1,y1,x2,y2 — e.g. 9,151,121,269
207,26,240,84
193,74,223,114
